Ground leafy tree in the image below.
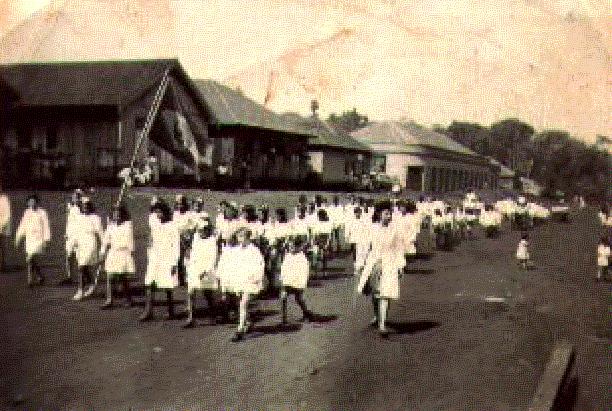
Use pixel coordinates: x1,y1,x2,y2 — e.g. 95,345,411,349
327,108,369,133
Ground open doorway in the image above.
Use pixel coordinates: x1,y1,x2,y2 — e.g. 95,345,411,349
406,166,423,191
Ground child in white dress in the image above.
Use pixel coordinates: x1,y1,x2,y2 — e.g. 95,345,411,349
100,204,135,308
140,200,181,321
15,194,50,286
226,227,265,342
62,189,82,285
516,232,530,270
596,237,610,281
279,237,314,324
184,217,220,328
72,197,103,300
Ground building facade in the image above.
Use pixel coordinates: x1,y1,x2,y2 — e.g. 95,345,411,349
352,122,497,192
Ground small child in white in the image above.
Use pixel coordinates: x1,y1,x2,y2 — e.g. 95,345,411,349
596,237,610,281
15,194,50,286
100,204,135,308
516,232,530,270
279,237,314,324
184,217,219,328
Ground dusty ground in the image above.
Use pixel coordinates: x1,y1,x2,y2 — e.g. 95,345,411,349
0,190,609,410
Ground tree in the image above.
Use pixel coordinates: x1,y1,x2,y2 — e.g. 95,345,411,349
443,121,491,156
489,118,535,170
327,108,369,133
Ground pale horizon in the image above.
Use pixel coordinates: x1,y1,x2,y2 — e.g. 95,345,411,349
1,0,610,143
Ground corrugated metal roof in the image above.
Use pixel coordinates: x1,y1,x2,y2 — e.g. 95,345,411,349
351,121,478,156
277,113,370,152
193,80,312,136
0,59,180,109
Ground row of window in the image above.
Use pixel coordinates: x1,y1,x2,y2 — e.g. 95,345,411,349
429,167,494,191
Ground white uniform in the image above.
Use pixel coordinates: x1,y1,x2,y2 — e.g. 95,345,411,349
347,217,371,270
65,203,80,253
358,223,404,300
74,213,103,267
0,194,11,236
186,236,218,292
15,208,50,258
597,244,610,267
101,221,135,276
516,239,529,260
145,221,180,289
218,244,264,294
280,251,310,289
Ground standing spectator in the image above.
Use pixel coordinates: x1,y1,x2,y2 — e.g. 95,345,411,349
215,161,230,190
148,152,159,186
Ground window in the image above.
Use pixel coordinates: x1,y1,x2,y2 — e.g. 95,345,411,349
16,123,32,149
373,155,386,173
46,126,58,150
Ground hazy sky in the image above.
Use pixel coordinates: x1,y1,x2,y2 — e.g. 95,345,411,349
1,0,610,142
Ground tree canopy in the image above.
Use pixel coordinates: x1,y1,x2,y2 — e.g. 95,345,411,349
327,108,369,134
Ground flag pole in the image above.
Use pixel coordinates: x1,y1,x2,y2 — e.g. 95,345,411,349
116,67,172,208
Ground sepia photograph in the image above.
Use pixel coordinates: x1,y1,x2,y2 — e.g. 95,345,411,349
0,0,610,409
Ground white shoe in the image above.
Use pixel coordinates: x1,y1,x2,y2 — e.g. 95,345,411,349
72,289,84,301
83,285,96,298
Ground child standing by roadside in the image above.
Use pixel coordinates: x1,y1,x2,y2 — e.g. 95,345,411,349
516,232,531,270
596,237,610,281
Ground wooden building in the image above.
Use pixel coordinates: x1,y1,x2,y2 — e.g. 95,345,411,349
352,121,497,192
0,60,313,189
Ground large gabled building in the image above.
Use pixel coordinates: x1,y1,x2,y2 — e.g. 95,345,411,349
0,60,314,188
352,121,497,192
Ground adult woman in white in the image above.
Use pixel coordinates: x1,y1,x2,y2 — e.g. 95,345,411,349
15,194,50,286
0,186,11,271
357,200,405,338
72,197,103,300
139,200,180,322
100,204,135,309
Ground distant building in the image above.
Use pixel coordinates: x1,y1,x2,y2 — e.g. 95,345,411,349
487,157,515,190
280,113,371,187
0,60,313,188
352,121,496,192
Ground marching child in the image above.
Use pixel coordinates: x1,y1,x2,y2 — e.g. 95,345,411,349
222,227,265,342
72,197,103,300
516,232,531,270
279,237,314,324
140,200,180,321
62,189,82,285
100,204,135,308
15,194,50,286
596,236,610,281
184,217,220,328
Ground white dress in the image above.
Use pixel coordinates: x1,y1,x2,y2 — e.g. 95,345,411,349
65,203,80,253
218,244,264,294
516,239,529,260
74,213,103,267
144,221,180,289
15,208,50,258
0,194,11,236
597,245,610,267
186,235,218,292
280,252,310,289
101,221,135,276
357,223,404,300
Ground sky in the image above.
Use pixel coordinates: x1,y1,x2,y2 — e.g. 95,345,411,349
0,0,610,143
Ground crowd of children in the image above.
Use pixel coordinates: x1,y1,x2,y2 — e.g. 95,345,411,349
3,187,611,341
